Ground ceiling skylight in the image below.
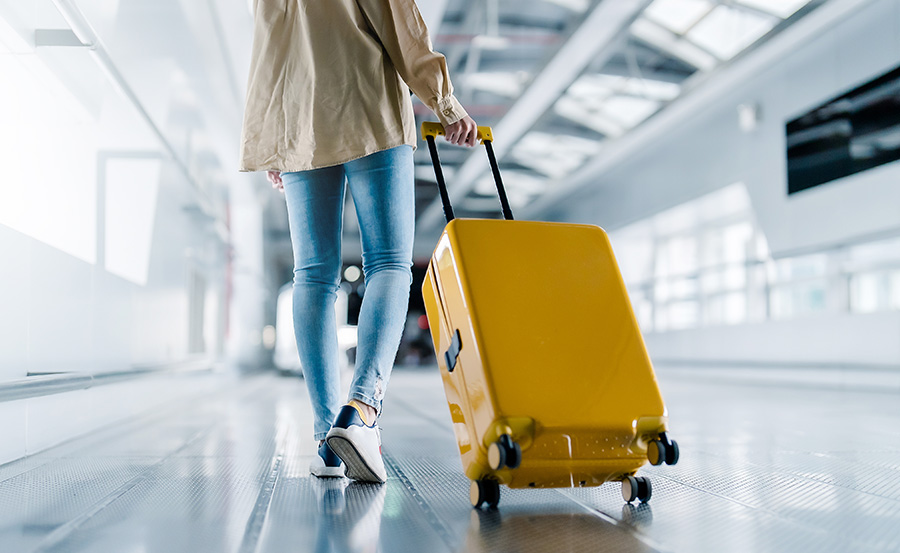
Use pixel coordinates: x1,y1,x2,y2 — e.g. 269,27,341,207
555,73,680,137
686,5,778,60
568,74,681,101
630,18,718,71
737,0,812,19
555,97,626,137
602,96,662,128
644,0,713,34
510,132,602,180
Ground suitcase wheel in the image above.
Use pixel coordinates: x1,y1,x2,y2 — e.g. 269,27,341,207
666,440,680,465
648,440,665,466
648,436,680,466
488,435,522,470
621,476,652,503
470,479,501,509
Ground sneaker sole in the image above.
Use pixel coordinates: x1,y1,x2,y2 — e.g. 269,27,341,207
326,434,385,484
310,465,345,478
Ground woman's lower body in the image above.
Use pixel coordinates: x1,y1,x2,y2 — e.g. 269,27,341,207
281,145,414,465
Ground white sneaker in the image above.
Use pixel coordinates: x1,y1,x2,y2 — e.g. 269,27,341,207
309,440,345,478
326,402,387,483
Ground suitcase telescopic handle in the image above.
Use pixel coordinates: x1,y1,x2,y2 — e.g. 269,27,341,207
421,122,515,224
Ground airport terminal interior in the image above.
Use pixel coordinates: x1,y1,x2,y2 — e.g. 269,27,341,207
1,0,899,551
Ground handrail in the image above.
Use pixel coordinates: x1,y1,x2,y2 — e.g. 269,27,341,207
0,358,216,403
622,251,900,291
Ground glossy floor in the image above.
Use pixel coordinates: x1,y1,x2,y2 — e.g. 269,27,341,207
1,368,898,553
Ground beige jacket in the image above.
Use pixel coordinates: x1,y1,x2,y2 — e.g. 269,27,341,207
238,0,468,172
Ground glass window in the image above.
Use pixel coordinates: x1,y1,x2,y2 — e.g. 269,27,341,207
610,181,900,333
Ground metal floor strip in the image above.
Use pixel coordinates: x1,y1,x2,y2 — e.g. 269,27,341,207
238,418,289,553
383,451,457,552
238,453,284,553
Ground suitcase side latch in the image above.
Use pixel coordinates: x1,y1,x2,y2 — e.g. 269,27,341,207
444,329,462,372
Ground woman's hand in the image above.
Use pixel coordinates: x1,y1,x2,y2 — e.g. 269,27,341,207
444,116,479,147
267,170,284,193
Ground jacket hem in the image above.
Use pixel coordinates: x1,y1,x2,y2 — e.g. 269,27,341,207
239,138,417,173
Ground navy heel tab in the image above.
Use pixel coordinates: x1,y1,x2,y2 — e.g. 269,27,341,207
318,440,343,467
333,404,373,429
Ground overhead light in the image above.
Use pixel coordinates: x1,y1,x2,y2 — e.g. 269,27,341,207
644,0,714,34
344,265,362,283
686,5,777,60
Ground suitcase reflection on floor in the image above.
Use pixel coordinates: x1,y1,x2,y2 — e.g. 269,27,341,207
465,509,655,553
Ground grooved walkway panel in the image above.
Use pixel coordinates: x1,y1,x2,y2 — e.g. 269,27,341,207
0,369,897,552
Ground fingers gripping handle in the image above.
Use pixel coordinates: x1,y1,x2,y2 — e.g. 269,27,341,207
421,122,493,142
420,122,515,224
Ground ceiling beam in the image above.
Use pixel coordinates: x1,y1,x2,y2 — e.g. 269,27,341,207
520,0,869,222
416,0,652,231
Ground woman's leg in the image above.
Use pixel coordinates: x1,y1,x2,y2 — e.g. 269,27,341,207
343,145,415,415
281,167,347,441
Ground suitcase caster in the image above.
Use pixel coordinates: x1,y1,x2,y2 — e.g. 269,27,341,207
470,479,501,509
487,435,522,470
647,432,680,466
621,476,652,503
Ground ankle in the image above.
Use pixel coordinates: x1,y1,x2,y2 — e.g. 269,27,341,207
349,399,377,424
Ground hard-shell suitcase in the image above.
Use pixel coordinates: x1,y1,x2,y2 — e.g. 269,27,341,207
419,122,679,509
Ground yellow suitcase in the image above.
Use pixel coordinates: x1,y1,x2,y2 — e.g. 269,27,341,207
420,123,679,509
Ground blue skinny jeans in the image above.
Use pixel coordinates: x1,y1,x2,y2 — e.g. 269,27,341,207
281,145,414,440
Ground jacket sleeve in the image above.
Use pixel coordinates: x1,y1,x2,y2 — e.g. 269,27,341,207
356,0,468,127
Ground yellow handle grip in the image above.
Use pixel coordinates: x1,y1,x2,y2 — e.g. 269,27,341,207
421,121,494,143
